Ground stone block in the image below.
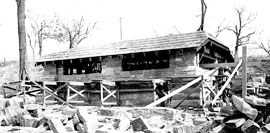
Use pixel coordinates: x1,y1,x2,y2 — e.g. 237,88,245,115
212,124,225,133
48,118,66,133
72,114,80,125
99,108,115,117
84,120,98,133
0,97,7,111
77,108,90,123
240,119,260,133
193,117,208,126
75,123,85,133
225,118,246,129
262,123,270,132
65,120,75,132
130,117,149,131
21,115,40,127
220,106,240,117
4,105,29,125
232,95,258,120
115,111,131,131
173,125,196,133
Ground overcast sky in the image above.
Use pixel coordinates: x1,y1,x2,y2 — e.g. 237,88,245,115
0,0,269,61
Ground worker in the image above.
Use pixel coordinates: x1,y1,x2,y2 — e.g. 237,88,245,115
222,66,232,105
153,79,170,107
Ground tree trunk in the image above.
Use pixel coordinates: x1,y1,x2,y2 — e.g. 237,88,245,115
16,0,28,80
38,34,43,57
69,35,74,49
234,45,239,61
234,34,240,61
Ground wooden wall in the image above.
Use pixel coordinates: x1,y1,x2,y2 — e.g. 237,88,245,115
41,48,199,82
39,48,210,107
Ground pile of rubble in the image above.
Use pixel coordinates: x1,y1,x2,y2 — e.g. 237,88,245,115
202,94,270,133
0,94,215,133
1,93,270,133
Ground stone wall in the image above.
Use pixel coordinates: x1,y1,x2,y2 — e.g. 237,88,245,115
42,48,198,82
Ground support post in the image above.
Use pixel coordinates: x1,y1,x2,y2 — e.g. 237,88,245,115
242,46,247,98
66,85,70,103
43,83,46,106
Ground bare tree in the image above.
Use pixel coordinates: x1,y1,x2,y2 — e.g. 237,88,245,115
16,0,28,80
258,40,270,56
215,22,226,38
197,0,207,31
226,7,256,59
27,33,36,61
61,17,97,49
26,11,59,57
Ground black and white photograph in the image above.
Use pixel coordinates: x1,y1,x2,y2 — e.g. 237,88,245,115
0,0,270,132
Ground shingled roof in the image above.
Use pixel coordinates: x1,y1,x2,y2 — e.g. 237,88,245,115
38,31,229,62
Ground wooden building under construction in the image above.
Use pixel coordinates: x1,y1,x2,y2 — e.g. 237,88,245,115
35,31,234,107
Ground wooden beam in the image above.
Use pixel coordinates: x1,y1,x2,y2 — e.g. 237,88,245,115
103,90,116,102
68,90,85,101
173,82,202,109
211,60,242,105
146,76,202,107
203,81,216,96
67,86,85,98
69,81,85,86
201,54,217,61
32,81,74,108
146,68,218,107
66,87,70,102
43,81,57,85
200,62,237,68
242,46,247,98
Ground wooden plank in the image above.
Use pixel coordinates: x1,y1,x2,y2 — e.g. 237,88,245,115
32,81,74,108
66,86,70,102
119,89,154,93
68,90,86,100
2,85,17,91
43,81,57,85
44,83,68,99
102,80,116,86
203,81,216,96
242,46,247,98
174,82,202,108
67,86,85,98
211,60,242,105
200,62,237,68
146,77,202,107
69,81,85,86
103,90,116,101
146,68,218,107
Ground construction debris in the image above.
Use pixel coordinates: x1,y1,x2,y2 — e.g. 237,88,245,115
1,94,269,133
